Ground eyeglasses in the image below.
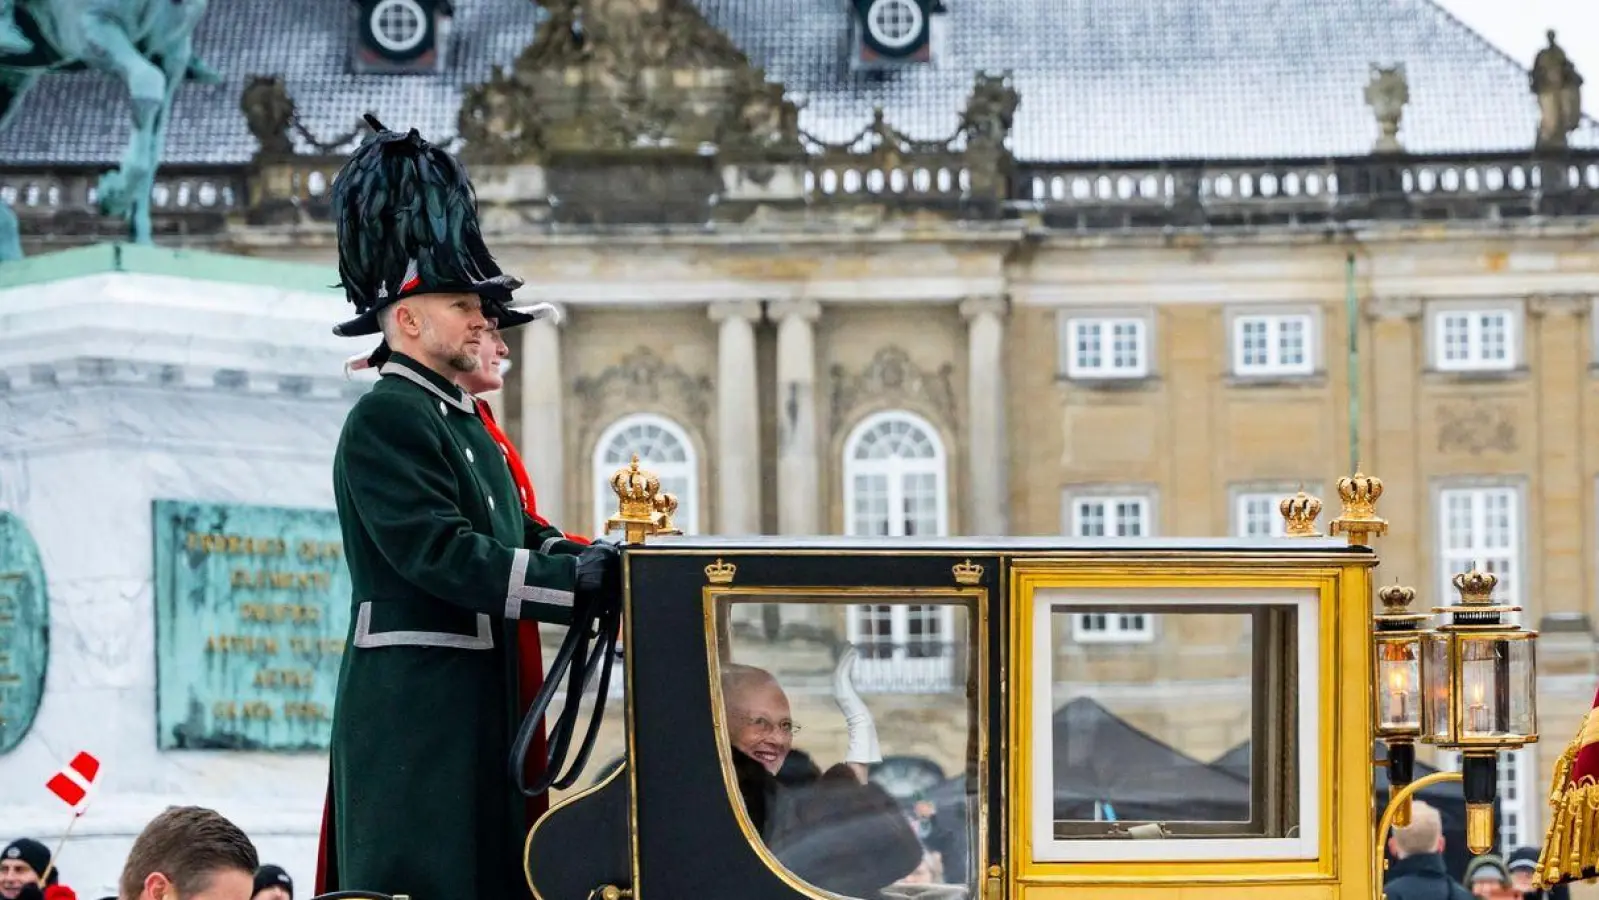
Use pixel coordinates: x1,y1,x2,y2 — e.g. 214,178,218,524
730,712,802,736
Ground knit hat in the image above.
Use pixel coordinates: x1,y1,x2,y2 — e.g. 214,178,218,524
1465,854,1511,886
2,838,51,880
252,864,292,897
1509,846,1540,872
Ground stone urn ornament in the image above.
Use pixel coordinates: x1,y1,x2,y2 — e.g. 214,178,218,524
1364,62,1409,154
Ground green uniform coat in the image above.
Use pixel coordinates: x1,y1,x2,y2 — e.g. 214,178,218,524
323,351,586,900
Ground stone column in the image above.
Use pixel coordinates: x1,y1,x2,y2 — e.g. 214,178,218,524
519,303,567,528
1529,293,1592,632
1366,295,1423,585
709,300,764,534
960,295,1010,535
769,299,822,535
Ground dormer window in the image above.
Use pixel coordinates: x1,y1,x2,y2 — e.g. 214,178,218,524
371,0,428,55
352,0,452,74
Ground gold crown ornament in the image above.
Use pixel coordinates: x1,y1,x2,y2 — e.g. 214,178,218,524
953,560,984,585
1378,583,1417,614
606,454,662,543
1329,468,1388,546
653,491,683,536
1279,488,1324,538
705,558,736,585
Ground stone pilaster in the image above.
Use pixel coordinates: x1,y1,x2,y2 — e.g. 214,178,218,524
960,295,1010,535
769,299,822,536
1365,295,1424,584
1528,293,1592,631
709,300,764,534
518,303,568,529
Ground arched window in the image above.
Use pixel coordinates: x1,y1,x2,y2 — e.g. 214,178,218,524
841,410,953,692
842,410,948,538
592,414,698,536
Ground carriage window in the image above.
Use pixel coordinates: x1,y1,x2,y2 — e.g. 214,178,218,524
1031,587,1320,862
714,595,980,900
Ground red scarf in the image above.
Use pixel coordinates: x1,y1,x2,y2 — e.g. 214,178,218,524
477,399,590,828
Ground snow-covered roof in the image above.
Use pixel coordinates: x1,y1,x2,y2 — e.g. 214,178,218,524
1,0,1593,167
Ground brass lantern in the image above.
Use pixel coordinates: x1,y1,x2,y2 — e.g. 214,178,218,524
1419,568,1540,853
1373,583,1429,827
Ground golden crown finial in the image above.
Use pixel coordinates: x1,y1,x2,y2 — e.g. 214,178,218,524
1279,488,1324,537
1451,568,1500,605
1378,583,1417,614
953,560,984,585
606,454,663,544
705,558,736,585
653,491,682,536
1328,466,1388,546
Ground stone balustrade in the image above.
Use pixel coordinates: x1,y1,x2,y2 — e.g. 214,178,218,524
1013,150,1599,229
3,149,1596,237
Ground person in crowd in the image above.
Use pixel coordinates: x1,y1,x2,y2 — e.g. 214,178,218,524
1462,854,1518,898
249,866,291,900
1,838,74,900
116,806,257,900
1381,800,1473,900
721,651,924,899
1509,846,1570,900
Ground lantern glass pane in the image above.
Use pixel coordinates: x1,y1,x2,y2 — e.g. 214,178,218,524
1422,634,1451,742
1506,637,1537,739
1377,638,1422,731
1460,636,1508,739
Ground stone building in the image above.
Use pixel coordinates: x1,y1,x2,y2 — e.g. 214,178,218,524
3,0,1599,878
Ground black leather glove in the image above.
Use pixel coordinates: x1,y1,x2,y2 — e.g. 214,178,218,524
575,540,621,596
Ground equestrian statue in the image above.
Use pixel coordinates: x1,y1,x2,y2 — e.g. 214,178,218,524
0,0,219,261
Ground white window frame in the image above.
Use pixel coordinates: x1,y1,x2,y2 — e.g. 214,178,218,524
1435,484,1522,624
842,411,955,690
1231,313,1314,377
1063,316,1149,379
1065,492,1155,642
1031,586,1322,861
842,410,949,539
1234,492,1288,538
592,413,699,536
1431,306,1518,372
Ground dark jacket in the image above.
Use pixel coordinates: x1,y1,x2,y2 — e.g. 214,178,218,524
1383,853,1475,900
320,352,586,900
734,749,924,899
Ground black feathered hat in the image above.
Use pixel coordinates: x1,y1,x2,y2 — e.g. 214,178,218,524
330,114,552,338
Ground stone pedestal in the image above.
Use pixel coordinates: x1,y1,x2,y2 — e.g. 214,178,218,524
0,250,363,896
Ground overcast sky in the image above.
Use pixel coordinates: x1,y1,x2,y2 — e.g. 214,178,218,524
1434,0,1598,99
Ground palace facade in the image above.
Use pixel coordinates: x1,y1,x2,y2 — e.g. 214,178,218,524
3,0,1598,860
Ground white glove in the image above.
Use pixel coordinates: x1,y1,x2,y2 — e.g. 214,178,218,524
832,644,881,765
343,350,375,378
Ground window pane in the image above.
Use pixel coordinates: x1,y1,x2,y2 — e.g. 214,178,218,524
1075,322,1102,370
1041,593,1311,855
1278,318,1305,366
718,597,977,897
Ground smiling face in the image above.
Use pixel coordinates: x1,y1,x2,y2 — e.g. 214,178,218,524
724,668,794,774
0,859,39,900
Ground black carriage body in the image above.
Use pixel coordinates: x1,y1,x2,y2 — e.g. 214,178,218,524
525,534,1375,900
626,539,1005,900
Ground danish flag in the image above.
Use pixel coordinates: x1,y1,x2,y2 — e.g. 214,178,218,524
45,752,100,809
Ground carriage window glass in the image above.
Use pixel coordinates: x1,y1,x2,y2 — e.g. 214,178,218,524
1031,587,1320,862
715,595,979,900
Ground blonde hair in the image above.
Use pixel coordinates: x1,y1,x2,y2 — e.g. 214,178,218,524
1390,800,1443,857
